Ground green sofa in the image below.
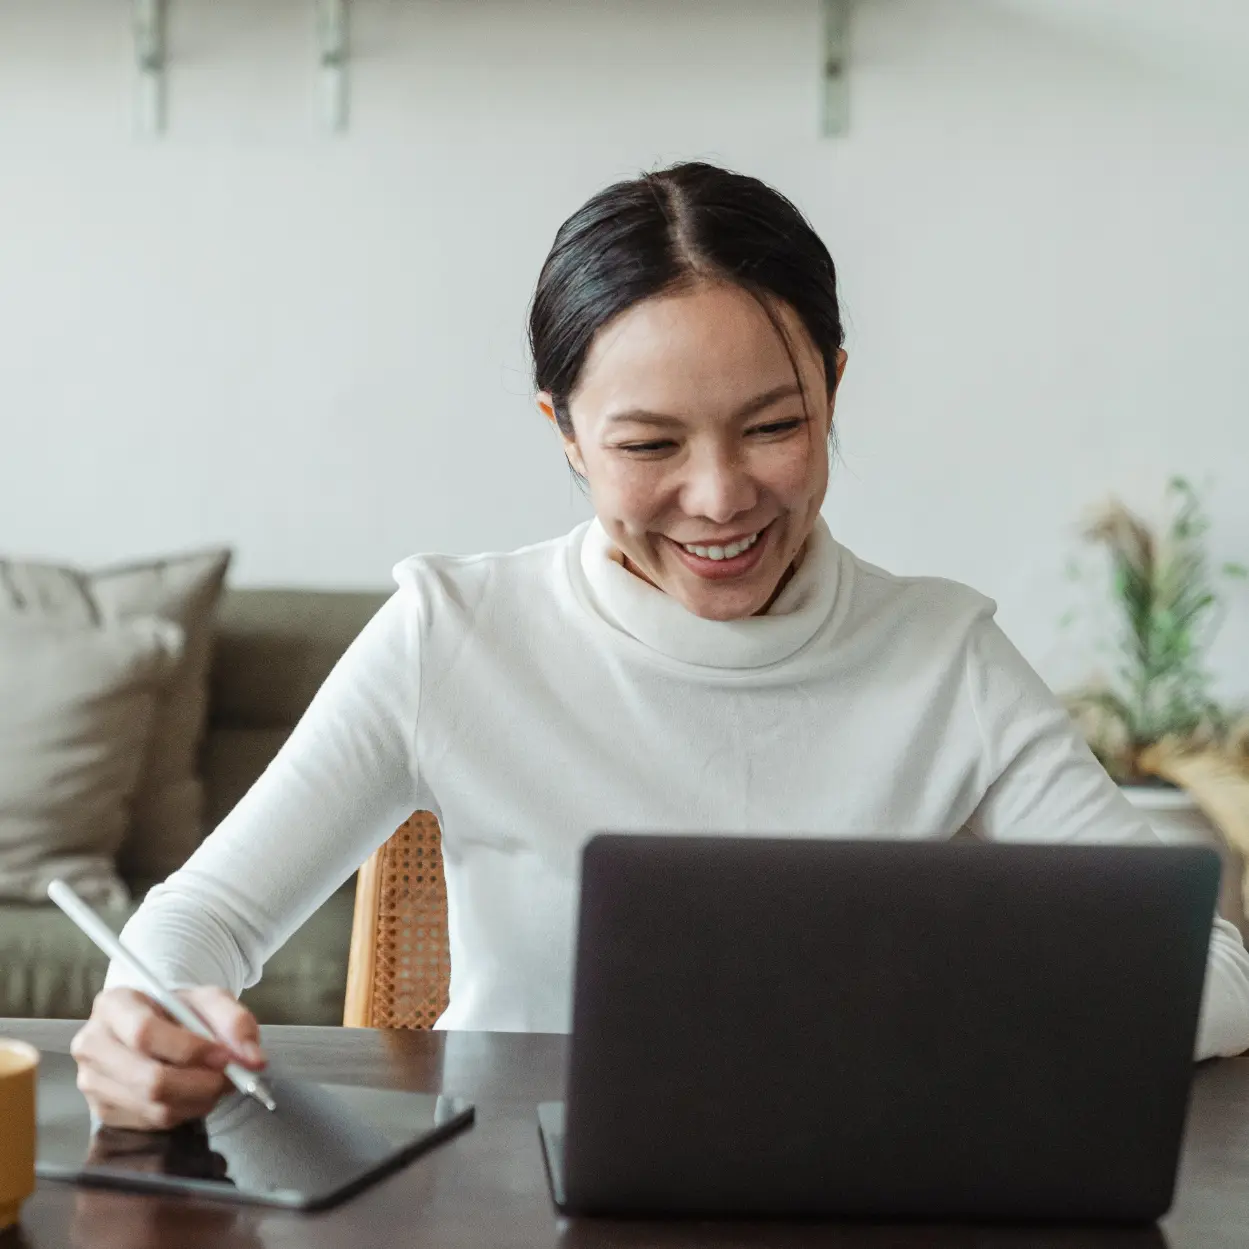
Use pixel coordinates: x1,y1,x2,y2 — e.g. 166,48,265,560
0,585,389,1024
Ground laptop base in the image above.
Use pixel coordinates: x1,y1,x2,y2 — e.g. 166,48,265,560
536,1101,568,1211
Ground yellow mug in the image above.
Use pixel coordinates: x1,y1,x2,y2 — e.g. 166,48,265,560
0,1039,38,1230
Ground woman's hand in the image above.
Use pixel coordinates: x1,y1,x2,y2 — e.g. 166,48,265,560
70,986,267,1130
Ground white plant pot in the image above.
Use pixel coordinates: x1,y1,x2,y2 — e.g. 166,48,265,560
1120,784,1245,934
1120,785,1212,842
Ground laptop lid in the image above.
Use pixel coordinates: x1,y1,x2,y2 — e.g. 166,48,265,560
557,835,1218,1220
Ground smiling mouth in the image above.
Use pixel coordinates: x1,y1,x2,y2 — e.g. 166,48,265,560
677,530,762,561
666,521,774,578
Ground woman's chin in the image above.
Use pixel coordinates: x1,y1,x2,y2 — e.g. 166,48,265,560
668,568,785,621
685,596,768,622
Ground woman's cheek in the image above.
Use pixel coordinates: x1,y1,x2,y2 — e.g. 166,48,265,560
609,463,669,522
760,446,817,503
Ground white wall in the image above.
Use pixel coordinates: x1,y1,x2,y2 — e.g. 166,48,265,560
2,0,1246,698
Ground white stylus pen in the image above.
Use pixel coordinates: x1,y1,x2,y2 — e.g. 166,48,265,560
47,878,278,1113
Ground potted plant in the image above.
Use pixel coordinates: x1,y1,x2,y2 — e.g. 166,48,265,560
1062,476,1249,929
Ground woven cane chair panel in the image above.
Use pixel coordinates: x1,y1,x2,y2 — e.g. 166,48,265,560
369,810,451,1029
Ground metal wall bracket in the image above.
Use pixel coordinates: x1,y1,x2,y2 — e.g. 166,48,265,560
821,0,852,137
317,0,349,132
132,0,168,136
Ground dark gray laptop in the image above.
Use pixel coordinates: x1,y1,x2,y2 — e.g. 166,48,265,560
538,834,1219,1222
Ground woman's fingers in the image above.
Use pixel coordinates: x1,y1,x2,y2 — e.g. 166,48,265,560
75,1062,181,1131
180,986,266,1069
70,987,242,1129
76,1026,229,1121
101,990,231,1069
76,1061,222,1131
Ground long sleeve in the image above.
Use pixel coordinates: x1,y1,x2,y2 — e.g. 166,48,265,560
105,586,423,999
963,616,1249,1060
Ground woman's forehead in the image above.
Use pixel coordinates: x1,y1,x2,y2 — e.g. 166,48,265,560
572,284,823,419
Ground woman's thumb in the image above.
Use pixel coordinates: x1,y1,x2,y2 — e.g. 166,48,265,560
183,986,265,1068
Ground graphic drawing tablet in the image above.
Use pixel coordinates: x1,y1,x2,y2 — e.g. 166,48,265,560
35,1050,474,1210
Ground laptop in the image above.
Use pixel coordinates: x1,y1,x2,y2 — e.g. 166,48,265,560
537,834,1219,1222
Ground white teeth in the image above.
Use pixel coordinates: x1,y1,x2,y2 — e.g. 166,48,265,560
681,531,760,561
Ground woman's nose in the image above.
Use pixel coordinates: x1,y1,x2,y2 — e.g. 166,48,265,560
680,450,758,525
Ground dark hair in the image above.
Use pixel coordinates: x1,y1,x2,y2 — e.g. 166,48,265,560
528,161,845,441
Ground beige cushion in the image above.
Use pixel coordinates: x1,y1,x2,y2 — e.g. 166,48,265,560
0,548,231,879
88,550,232,877
0,618,183,903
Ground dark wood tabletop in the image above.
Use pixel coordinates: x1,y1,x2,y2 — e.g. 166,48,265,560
1,1018,1246,1249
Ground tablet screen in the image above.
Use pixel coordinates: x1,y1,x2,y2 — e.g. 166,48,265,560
35,1051,474,1209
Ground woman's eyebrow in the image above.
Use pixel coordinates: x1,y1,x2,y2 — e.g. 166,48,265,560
605,383,804,427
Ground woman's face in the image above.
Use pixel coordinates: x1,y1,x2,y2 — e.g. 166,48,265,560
543,281,846,621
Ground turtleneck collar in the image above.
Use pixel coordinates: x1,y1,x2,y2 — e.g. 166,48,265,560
575,516,841,670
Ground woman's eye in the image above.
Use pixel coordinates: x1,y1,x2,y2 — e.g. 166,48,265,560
618,441,676,455
748,419,804,437
616,418,803,456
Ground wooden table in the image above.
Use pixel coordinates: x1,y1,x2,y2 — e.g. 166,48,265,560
2,1019,1247,1248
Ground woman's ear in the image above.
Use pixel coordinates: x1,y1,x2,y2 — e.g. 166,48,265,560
537,391,588,479
832,349,848,393
826,350,848,429
536,391,558,428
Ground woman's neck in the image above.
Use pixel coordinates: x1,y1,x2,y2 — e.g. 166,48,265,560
582,517,840,670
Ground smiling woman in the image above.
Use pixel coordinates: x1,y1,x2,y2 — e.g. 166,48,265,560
73,160,1249,1132
530,163,846,620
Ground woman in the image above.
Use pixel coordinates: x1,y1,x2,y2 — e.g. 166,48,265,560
73,162,1249,1128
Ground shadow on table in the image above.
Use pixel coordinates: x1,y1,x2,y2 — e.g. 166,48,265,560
68,1187,267,1249
60,1123,262,1249
556,1217,1169,1249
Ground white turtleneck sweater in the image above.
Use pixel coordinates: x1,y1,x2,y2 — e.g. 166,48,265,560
108,519,1249,1057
